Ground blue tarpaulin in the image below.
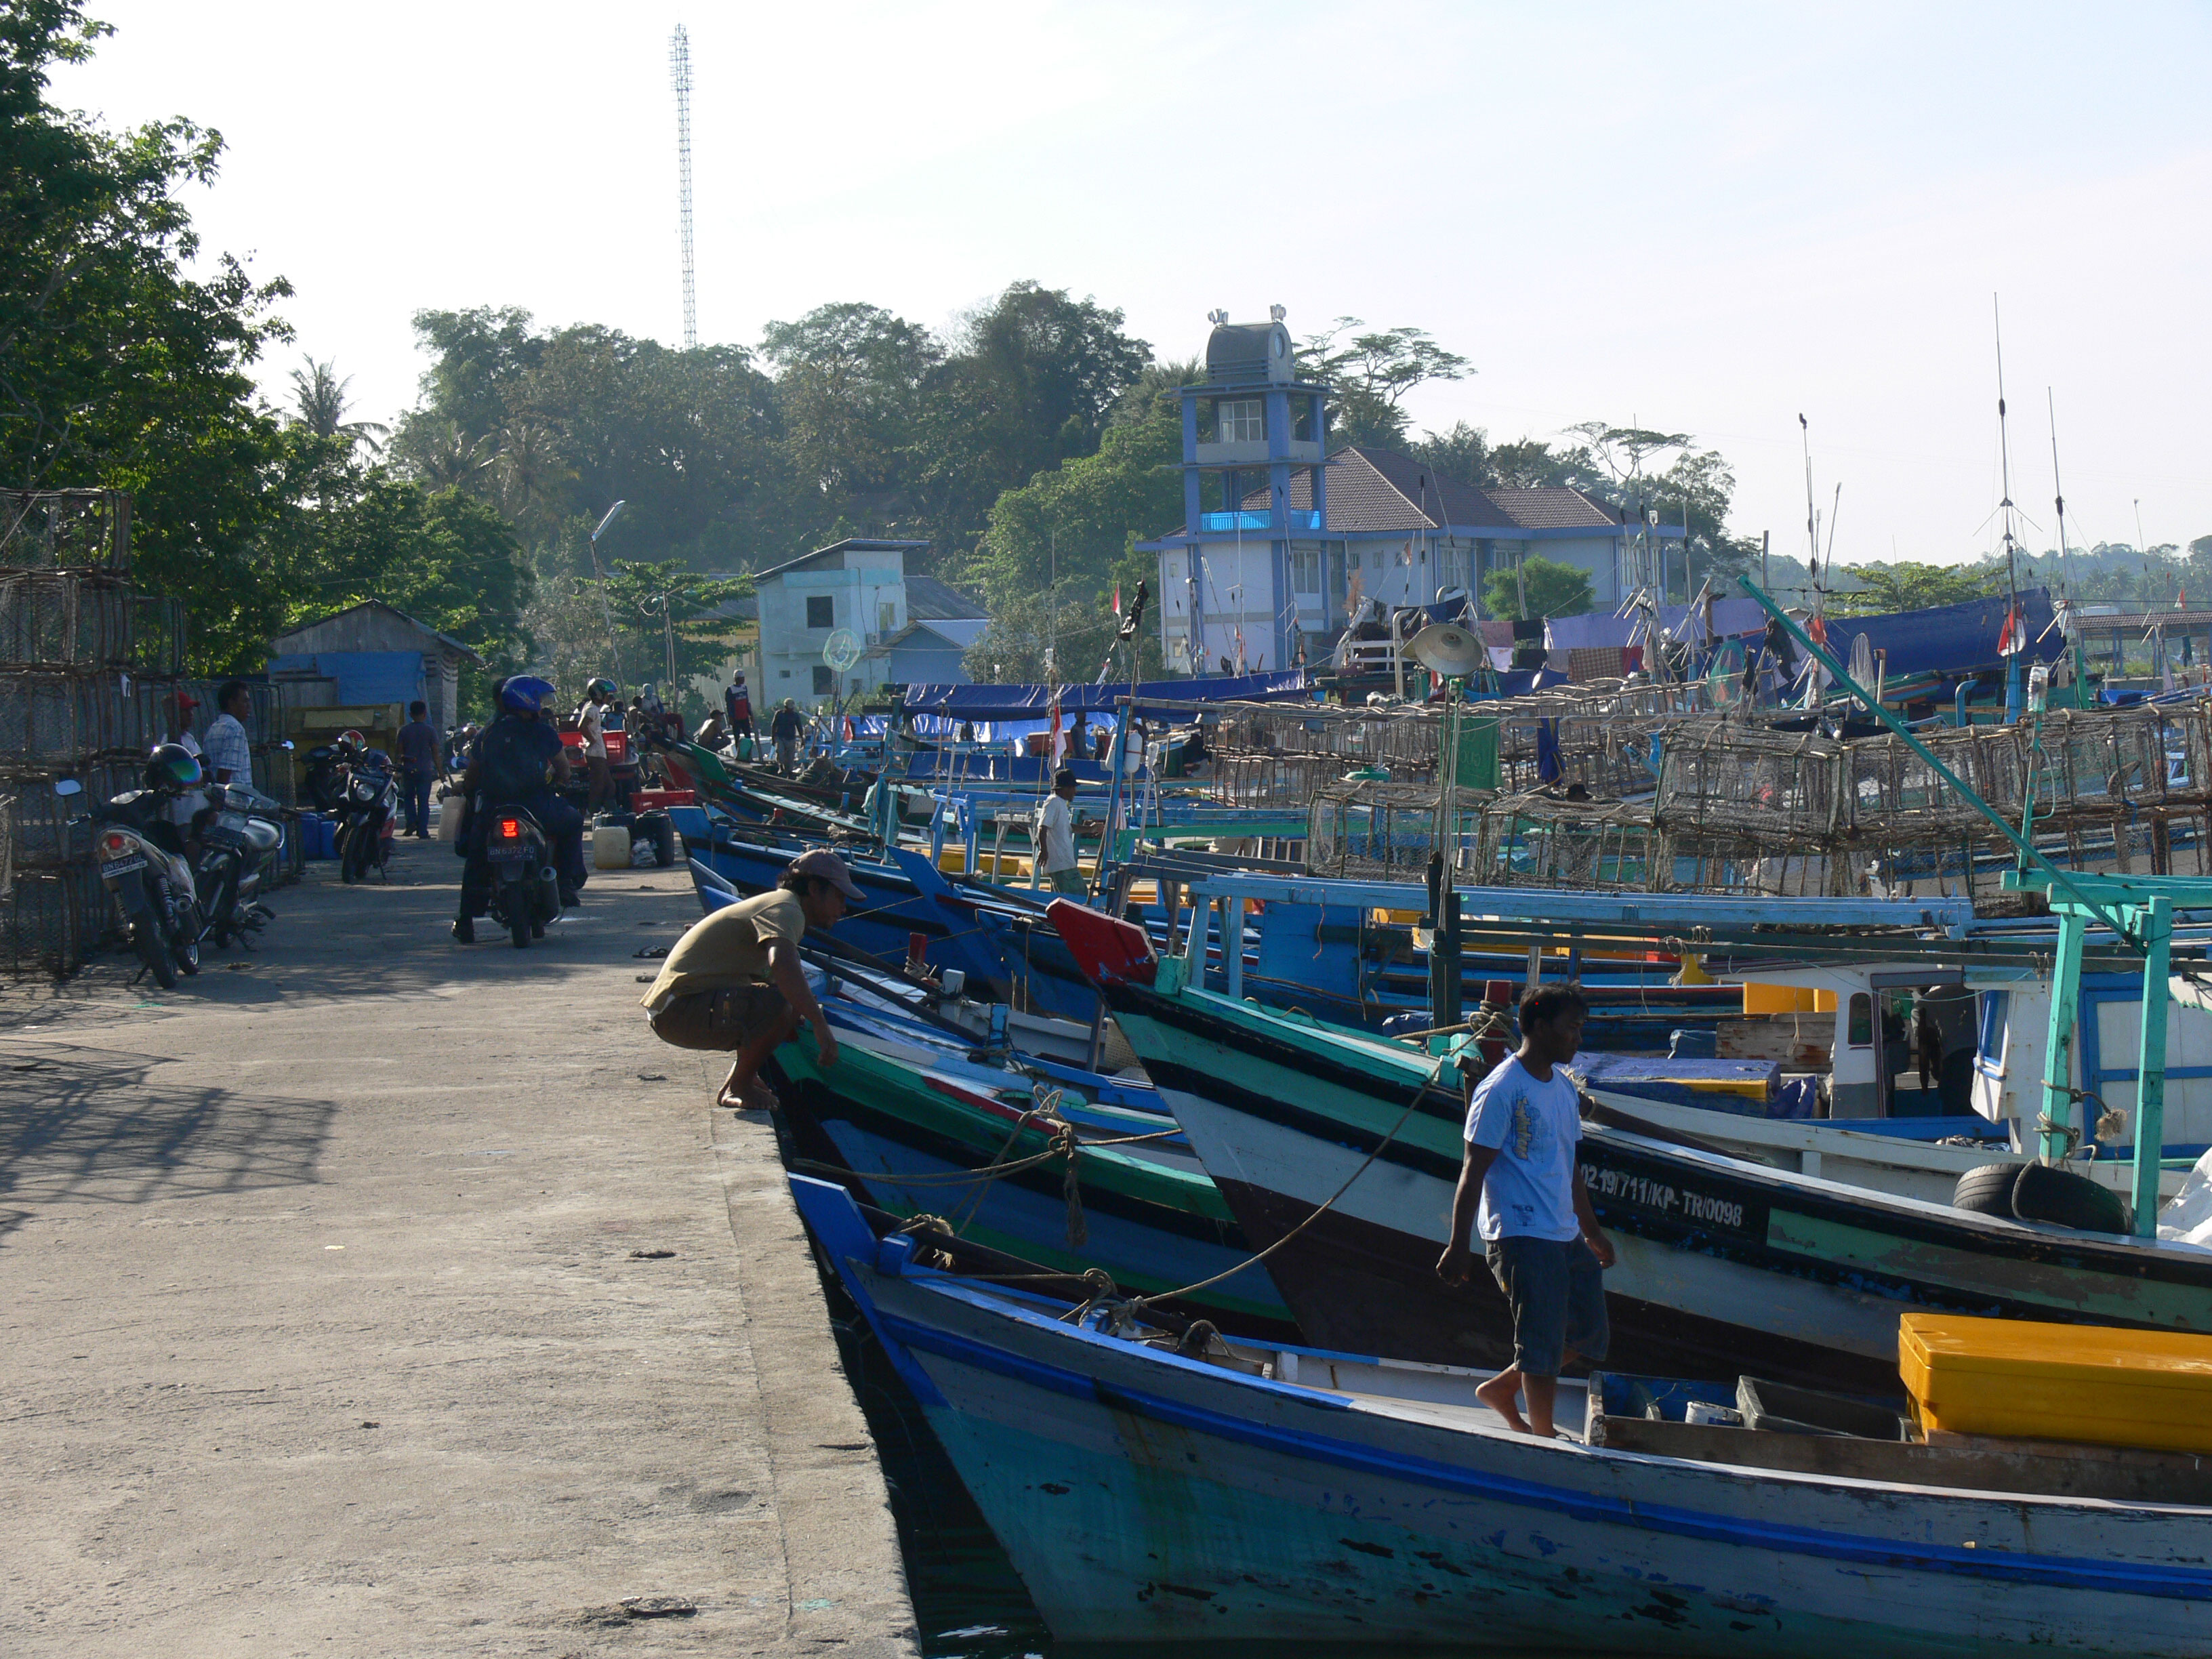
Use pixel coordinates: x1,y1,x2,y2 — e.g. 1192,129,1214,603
1816,587,2062,680
900,669,1311,720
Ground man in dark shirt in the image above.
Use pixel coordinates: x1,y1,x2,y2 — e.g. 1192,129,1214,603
770,697,806,771
396,699,439,838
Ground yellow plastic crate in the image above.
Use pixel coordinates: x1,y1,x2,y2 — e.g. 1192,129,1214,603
1900,1312,2212,1455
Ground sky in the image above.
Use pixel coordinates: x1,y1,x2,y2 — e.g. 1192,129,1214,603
53,1,2212,570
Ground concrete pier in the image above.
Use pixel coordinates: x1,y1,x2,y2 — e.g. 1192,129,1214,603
0,843,916,1656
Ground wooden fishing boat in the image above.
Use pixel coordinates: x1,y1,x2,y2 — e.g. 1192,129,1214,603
793,1172,2212,1653
767,1033,1294,1337
1099,966,2212,1395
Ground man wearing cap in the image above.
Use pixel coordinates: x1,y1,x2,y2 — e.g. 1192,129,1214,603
640,847,859,1109
1036,767,1086,896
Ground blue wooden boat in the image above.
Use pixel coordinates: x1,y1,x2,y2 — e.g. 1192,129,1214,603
793,1172,2212,1652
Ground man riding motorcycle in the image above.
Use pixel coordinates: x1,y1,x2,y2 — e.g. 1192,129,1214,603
451,676,588,944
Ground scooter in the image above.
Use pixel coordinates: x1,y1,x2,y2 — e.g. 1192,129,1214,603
192,769,293,947
55,777,203,989
334,752,398,883
479,803,562,948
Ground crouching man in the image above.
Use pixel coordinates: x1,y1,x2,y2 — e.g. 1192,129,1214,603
1435,983,1615,1437
640,848,861,1109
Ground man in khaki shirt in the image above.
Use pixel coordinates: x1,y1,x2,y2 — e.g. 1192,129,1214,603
642,848,861,1108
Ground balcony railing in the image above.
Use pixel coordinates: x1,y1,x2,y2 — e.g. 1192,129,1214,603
1196,508,1323,533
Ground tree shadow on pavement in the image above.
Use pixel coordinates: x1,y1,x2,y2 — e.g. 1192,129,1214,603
0,1042,333,1246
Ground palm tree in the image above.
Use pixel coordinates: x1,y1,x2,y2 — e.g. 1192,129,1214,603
406,418,497,491
287,358,392,451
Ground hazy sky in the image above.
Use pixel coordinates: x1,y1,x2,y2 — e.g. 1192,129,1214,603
56,1,2212,569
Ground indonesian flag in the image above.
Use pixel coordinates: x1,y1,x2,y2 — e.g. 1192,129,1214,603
1807,613,1828,649
1997,606,2026,657
1048,692,1066,762
844,714,855,741
2180,588,2190,611
1113,583,1122,617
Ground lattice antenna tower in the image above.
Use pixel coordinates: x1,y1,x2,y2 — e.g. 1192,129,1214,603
670,24,697,350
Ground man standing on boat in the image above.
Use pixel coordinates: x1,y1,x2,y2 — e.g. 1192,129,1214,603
1036,767,1086,896
1436,983,1615,1437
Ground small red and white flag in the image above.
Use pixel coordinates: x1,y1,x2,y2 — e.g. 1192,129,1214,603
1048,693,1066,763
1112,583,1122,617
1996,606,2026,657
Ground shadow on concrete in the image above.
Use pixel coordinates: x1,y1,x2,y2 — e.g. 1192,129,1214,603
3,839,695,1018
0,1042,334,1244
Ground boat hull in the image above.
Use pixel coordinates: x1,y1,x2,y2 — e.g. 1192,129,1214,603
1108,981,2212,1392
798,1177,2212,1654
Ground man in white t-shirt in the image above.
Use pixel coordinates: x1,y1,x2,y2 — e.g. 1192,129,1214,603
1436,983,1614,1437
1036,767,1085,895
580,678,615,811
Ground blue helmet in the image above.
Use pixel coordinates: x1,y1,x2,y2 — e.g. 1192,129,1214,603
501,675,556,715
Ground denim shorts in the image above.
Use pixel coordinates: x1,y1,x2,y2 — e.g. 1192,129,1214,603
1485,1235,1610,1377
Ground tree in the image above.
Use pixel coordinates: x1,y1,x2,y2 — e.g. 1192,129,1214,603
760,300,937,514
960,581,1125,684
1298,319,1470,449
600,558,752,693
907,281,1150,564
1832,561,1995,615
0,1,295,670
287,357,388,450
1482,553,1591,621
965,362,1189,605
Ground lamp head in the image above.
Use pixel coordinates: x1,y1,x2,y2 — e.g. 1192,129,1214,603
1406,622,1486,678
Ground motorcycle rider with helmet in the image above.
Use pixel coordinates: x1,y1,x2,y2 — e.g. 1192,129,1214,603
451,674,587,943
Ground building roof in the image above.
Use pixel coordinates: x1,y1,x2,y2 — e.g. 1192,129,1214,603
271,598,486,665
1224,445,1622,538
904,574,987,621
750,537,930,584
878,620,975,655
1480,486,1620,531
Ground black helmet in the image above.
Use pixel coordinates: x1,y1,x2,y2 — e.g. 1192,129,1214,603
146,743,204,794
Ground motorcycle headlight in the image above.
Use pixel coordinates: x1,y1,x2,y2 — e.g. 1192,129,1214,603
352,779,374,802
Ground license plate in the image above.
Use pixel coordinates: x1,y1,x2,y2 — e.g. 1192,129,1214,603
101,855,145,878
488,851,527,868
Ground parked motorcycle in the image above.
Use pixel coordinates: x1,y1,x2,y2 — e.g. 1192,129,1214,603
302,742,348,813
192,764,293,947
56,756,205,989
478,802,562,948
333,751,398,884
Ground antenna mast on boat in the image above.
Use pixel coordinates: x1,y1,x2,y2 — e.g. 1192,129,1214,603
1993,296,2020,612
2047,387,2072,602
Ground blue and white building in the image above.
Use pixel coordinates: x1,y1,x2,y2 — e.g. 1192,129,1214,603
1139,310,1685,673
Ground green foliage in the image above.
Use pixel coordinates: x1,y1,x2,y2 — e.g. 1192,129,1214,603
1482,554,1591,621
906,283,1151,565
1298,320,1469,448
966,364,1188,605
600,558,752,690
0,1,295,672
960,581,1137,684
1832,560,1996,616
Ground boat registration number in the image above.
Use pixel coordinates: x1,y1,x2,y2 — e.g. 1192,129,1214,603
100,855,145,878
1581,1160,1759,1238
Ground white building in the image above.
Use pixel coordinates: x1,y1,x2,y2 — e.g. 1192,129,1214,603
752,537,958,708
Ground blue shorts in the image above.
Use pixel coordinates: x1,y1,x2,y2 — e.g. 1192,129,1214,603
1486,1235,1609,1378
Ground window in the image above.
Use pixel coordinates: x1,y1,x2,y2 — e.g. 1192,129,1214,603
1218,398,1263,443
806,595,834,630
1290,545,1320,594
879,601,897,636
812,665,834,695
1847,992,1873,1048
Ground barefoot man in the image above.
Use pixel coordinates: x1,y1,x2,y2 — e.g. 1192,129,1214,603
1435,984,1615,1437
640,848,861,1109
